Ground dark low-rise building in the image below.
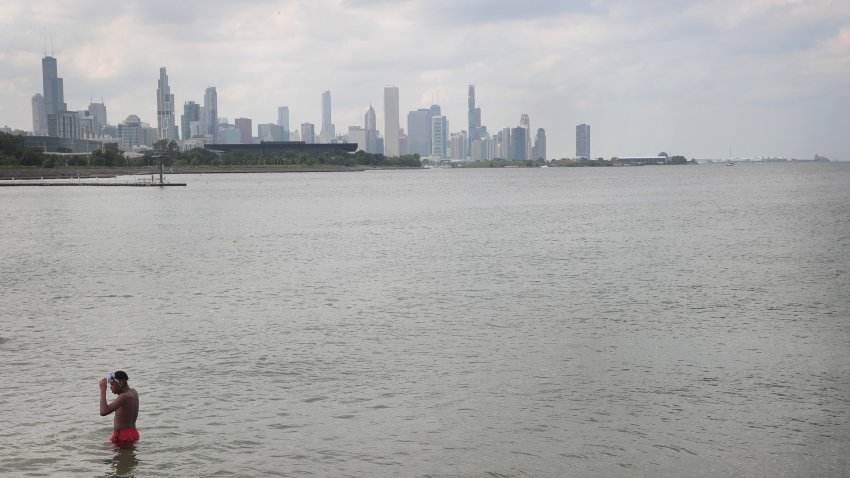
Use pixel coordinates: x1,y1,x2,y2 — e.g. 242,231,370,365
204,141,357,156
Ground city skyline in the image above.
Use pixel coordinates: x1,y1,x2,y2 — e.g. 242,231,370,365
0,1,848,160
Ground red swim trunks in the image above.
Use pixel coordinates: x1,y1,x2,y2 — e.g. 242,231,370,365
110,428,140,446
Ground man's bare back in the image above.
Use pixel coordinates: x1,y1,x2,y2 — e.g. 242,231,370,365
99,371,140,445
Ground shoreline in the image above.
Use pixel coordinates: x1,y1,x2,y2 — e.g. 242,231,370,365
0,165,419,180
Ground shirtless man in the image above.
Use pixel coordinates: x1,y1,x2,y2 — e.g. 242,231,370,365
99,371,140,446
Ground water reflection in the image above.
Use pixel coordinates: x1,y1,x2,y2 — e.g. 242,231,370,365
102,448,138,478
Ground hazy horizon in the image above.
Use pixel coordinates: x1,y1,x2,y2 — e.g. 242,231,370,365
1,0,848,160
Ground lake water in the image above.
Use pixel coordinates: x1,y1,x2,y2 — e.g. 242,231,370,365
1,164,848,477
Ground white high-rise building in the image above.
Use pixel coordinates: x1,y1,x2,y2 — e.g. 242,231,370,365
32,93,48,135
320,91,335,142
431,115,448,159
383,86,399,157
156,67,178,141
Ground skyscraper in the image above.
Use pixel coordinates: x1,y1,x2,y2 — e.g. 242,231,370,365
364,104,376,132
301,123,315,144
204,87,218,142
41,55,66,117
156,67,178,141
500,127,511,160
181,101,201,140
383,86,399,157
532,128,547,160
234,118,252,144
520,114,531,161
277,106,290,137
510,127,527,161
320,90,335,142
363,104,378,153
468,85,481,152
576,123,590,159
407,108,432,157
431,113,448,159
88,101,107,135
32,93,47,135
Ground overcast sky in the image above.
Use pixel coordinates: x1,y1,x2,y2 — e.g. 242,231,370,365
1,0,848,160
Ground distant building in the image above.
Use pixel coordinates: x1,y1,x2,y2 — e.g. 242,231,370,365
500,127,511,159
234,118,252,144
407,108,432,157
320,90,335,143
32,93,48,136
88,101,107,136
471,137,496,161
118,114,156,151
47,111,81,139
520,114,531,161
431,114,448,159
75,110,96,138
383,86,399,157
532,128,546,160
205,141,357,156
347,126,366,152
156,67,178,141
450,131,467,160
301,123,315,144
362,104,379,154
24,135,113,154
398,130,408,156
510,127,527,161
258,123,285,141
277,106,290,137
217,124,241,145
204,87,218,142
42,55,67,118
181,101,201,140
576,123,590,159
364,104,376,132
468,85,482,152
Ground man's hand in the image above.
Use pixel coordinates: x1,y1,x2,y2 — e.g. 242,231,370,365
99,378,108,393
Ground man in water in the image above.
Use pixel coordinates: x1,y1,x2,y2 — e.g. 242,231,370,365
99,371,140,446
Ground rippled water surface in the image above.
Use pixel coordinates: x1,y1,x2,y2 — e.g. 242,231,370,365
1,164,849,477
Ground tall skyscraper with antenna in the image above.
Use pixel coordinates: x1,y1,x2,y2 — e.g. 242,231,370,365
41,54,66,116
88,100,107,136
156,67,178,141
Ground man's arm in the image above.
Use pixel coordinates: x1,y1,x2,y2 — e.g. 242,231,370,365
99,378,124,416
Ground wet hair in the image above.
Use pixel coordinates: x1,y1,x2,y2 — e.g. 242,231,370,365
113,371,129,382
